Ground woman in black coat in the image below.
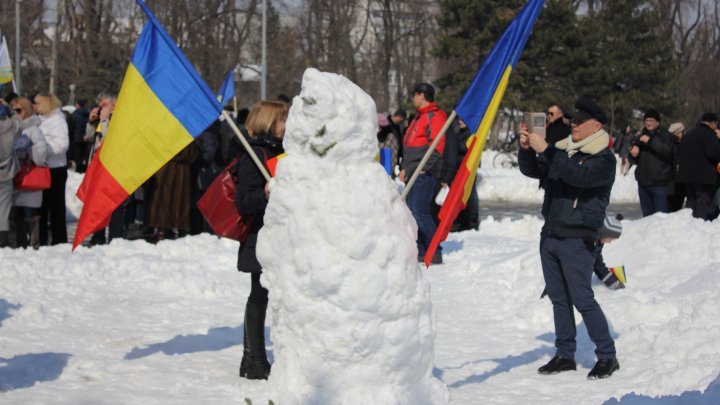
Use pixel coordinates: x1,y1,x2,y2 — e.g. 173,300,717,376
234,100,288,380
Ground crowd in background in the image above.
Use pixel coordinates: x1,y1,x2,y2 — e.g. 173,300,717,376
1,87,719,250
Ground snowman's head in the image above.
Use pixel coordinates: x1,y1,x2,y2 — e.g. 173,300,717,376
284,68,378,163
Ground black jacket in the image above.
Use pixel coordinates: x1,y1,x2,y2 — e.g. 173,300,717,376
519,138,616,239
234,134,284,273
546,119,571,146
629,127,673,185
677,123,720,185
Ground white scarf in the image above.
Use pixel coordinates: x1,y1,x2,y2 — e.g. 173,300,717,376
557,129,609,157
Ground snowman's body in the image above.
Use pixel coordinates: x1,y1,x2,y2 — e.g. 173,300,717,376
257,68,447,404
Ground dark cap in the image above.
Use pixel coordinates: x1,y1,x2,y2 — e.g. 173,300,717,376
565,98,607,125
393,108,407,120
411,82,435,101
701,112,719,123
643,108,661,122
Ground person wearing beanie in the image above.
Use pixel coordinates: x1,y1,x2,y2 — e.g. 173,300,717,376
629,108,674,216
667,122,687,212
593,214,625,290
677,113,720,219
519,98,619,379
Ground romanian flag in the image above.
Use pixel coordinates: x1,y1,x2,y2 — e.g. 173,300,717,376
424,0,544,266
73,0,221,249
217,70,235,106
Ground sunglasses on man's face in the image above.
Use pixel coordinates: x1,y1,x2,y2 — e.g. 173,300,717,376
571,118,591,126
13,108,22,113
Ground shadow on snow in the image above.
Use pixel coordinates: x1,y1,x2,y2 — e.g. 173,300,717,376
124,325,272,360
0,353,72,393
0,299,21,328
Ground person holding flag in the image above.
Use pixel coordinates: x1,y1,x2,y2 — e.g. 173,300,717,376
399,82,448,265
519,99,620,379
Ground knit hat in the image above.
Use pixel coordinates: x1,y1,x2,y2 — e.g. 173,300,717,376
668,122,684,134
643,109,661,121
598,213,623,240
701,112,719,123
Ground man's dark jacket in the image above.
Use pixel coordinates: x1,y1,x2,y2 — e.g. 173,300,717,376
546,119,571,145
629,127,673,185
677,122,720,185
519,132,616,239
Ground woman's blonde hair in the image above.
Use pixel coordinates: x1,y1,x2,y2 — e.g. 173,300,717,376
11,97,33,119
245,100,289,139
34,93,62,116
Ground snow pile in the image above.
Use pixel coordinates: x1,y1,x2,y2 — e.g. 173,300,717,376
257,68,448,404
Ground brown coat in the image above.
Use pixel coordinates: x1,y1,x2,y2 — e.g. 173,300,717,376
148,143,199,230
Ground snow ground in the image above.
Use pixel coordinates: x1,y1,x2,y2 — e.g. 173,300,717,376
2,152,719,404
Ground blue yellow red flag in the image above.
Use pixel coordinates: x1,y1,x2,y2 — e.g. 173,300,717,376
73,0,222,249
424,0,544,267
217,70,235,106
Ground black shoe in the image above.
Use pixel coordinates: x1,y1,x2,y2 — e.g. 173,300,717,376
538,356,577,375
431,254,443,264
587,358,619,379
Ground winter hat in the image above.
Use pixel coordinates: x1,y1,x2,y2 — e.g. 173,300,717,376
701,112,719,123
411,82,435,101
565,98,607,124
598,213,623,240
668,122,684,134
643,109,661,121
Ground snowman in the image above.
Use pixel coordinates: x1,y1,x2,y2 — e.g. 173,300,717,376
257,68,448,404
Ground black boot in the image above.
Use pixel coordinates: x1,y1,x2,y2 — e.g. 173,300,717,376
241,300,271,380
538,355,577,374
239,322,249,377
28,216,40,250
0,231,9,248
15,216,29,249
587,358,619,379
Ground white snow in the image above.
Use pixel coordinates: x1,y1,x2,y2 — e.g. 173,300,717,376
2,101,718,404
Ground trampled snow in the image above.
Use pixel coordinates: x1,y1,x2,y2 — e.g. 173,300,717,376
2,119,718,404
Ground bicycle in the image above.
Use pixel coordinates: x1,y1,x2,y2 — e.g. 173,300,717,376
492,132,519,169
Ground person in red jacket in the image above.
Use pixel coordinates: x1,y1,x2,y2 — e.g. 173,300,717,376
399,83,448,264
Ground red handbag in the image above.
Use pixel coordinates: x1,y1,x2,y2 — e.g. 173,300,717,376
197,157,255,242
14,162,51,192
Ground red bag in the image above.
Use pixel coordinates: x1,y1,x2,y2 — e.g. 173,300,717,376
14,162,51,192
197,157,255,242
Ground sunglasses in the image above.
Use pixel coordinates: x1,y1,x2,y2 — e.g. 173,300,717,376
571,118,591,126
13,108,22,113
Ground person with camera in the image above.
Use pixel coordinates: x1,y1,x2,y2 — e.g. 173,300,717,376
519,99,619,379
629,109,673,216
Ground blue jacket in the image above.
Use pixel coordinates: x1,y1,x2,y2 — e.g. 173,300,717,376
519,133,616,239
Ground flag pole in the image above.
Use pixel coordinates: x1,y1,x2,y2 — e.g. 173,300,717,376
233,96,238,117
221,110,271,182
400,110,457,200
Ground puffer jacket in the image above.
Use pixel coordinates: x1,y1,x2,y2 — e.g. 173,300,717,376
519,130,616,239
402,102,447,179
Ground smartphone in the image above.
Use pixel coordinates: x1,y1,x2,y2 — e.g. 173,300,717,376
524,112,546,137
